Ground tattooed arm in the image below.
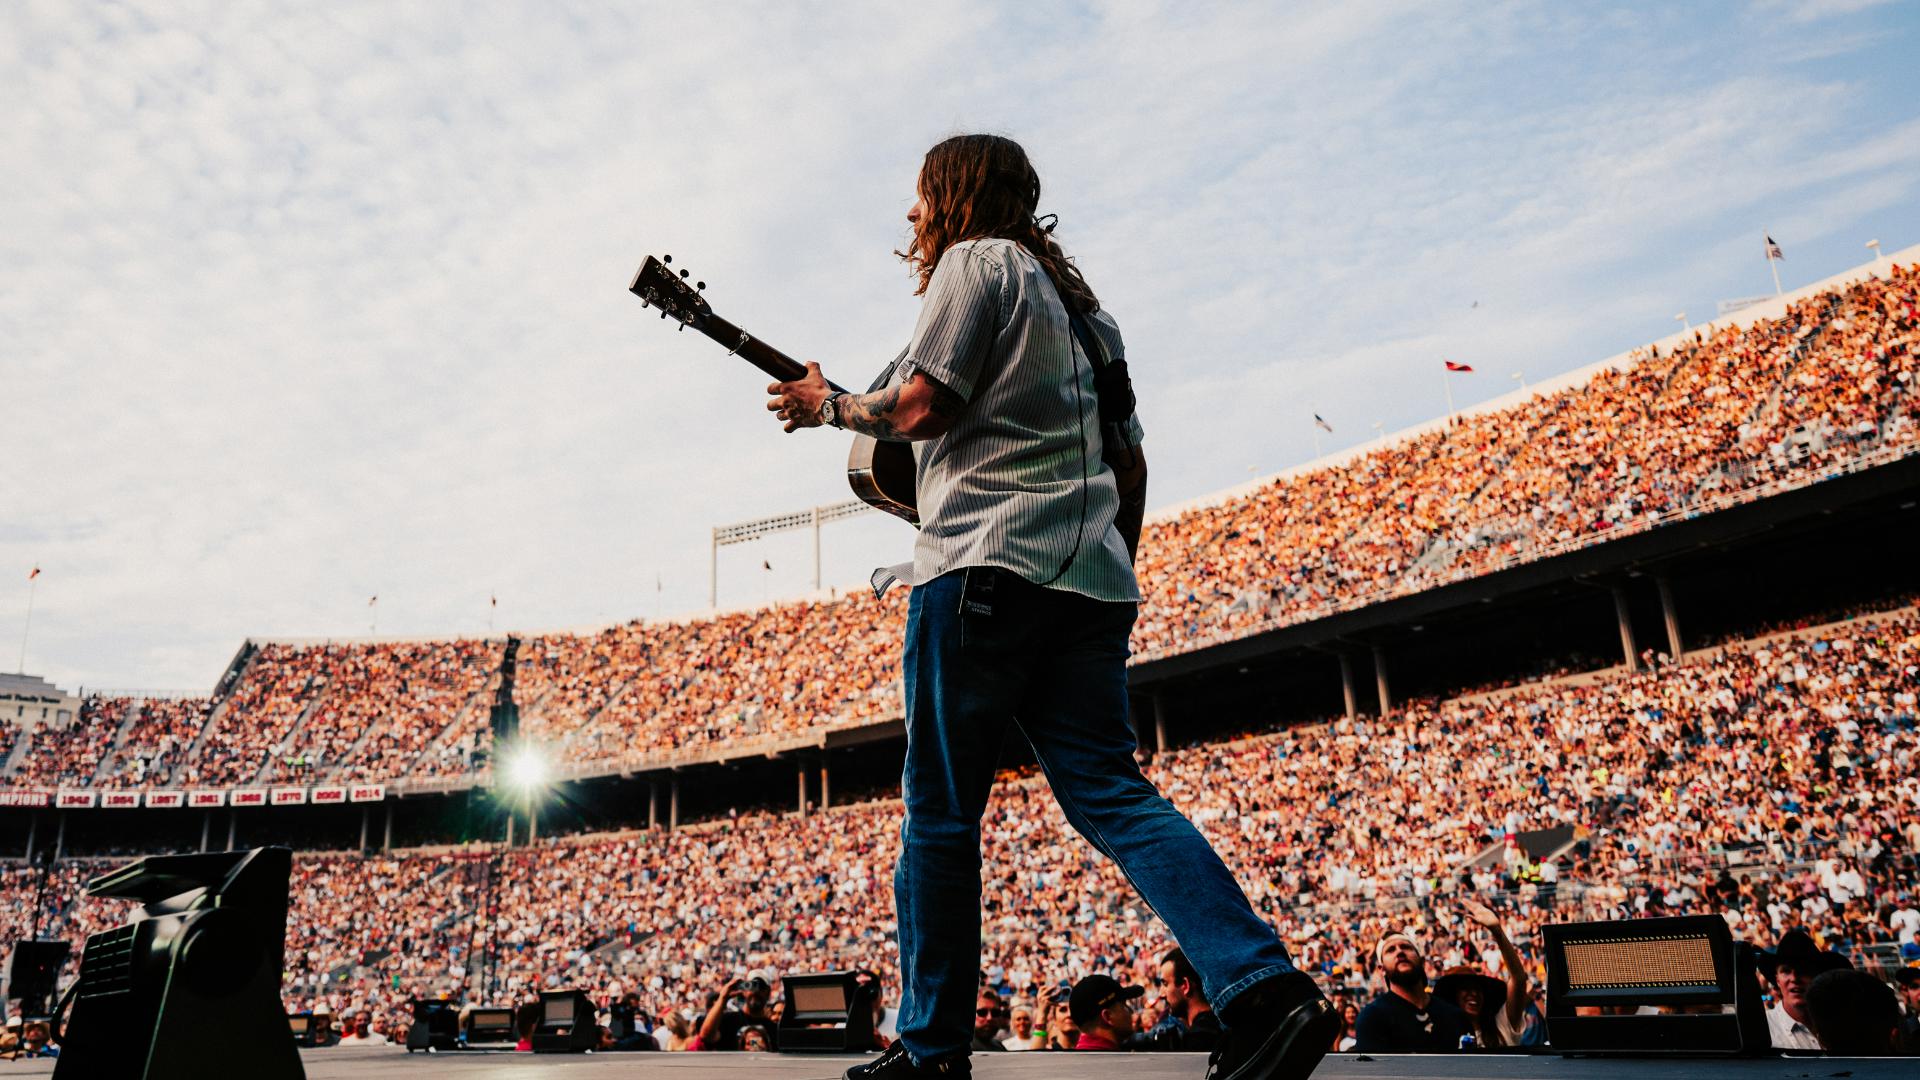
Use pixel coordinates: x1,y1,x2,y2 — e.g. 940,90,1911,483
767,362,966,442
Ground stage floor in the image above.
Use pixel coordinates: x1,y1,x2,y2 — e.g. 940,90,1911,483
4,1046,1911,1078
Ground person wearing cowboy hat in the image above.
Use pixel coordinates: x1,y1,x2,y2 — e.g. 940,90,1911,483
1433,900,1533,1048
1355,928,1473,1052
1758,928,1852,1051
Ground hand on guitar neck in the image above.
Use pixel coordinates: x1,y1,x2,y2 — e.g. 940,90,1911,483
766,363,964,442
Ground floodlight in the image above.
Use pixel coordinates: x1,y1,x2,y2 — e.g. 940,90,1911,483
502,744,550,793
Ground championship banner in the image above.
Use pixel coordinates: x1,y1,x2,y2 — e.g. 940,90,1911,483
310,786,347,805
348,784,386,803
270,787,308,806
57,790,98,809
187,790,227,808
146,790,185,808
0,791,52,808
230,789,268,808
100,792,142,809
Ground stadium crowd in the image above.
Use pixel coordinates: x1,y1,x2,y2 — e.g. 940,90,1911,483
6,604,1915,1052
0,266,1911,790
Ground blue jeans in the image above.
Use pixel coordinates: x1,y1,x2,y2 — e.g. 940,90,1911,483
894,568,1297,1063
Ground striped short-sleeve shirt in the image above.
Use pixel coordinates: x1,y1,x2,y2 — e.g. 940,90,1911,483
870,237,1144,602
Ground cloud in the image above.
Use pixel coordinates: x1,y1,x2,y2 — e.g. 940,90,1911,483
2,0,1916,688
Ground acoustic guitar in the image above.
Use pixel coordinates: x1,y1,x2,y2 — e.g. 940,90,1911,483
629,255,918,525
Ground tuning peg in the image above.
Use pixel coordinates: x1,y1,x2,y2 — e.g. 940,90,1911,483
679,269,689,279
660,310,668,320
677,323,685,332
663,254,673,264
695,282,705,291
639,299,650,308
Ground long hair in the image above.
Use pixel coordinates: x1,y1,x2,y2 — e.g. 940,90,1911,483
901,134,1099,315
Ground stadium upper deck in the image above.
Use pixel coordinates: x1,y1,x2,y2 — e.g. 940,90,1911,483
1,250,1914,798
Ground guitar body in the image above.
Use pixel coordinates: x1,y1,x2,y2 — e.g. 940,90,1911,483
847,438,919,524
630,255,920,525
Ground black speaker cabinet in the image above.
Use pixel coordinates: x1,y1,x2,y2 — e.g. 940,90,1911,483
529,988,600,1052
461,1005,517,1046
405,998,459,1052
54,848,303,1080
1543,914,1769,1055
4,940,71,1022
778,970,879,1052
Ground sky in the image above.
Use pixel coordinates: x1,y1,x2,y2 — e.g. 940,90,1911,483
3,0,1918,692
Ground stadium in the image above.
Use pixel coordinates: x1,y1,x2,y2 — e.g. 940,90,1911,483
5,4,1920,1079
5,246,1919,1070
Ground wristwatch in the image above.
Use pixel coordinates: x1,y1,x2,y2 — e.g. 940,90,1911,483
820,392,846,428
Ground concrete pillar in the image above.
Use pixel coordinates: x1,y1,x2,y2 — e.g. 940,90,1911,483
648,782,659,830
54,811,66,860
796,759,808,817
669,775,680,831
1657,577,1684,660
1372,644,1392,719
1612,586,1640,671
359,806,370,851
505,814,515,848
1152,695,1168,754
529,804,538,844
383,804,394,851
24,813,36,863
820,762,830,810
201,810,213,852
1339,654,1359,722
226,811,237,850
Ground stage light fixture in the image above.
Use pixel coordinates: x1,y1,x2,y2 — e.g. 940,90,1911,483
54,847,302,1080
1543,914,1768,1055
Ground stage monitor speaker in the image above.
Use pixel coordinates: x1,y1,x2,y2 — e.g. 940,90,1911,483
405,998,458,1052
53,847,303,1080
1544,914,1768,1055
4,940,71,1022
529,989,599,1052
462,1005,517,1046
777,970,879,1052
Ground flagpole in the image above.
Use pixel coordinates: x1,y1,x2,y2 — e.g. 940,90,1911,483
1766,232,1782,296
1442,367,1457,425
17,575,36,674
1310,417,1323,459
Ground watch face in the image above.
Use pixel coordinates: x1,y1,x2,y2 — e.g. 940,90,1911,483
821,396,837,425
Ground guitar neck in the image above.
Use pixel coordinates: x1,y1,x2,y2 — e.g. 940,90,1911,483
695,312,850,394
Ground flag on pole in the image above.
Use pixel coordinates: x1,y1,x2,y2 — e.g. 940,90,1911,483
1764,235,1783,260
490,594,497,608
1444,361,1474,372
1313,414,1333,433
368,595,378,606
27,567,40,581
762,560,772,571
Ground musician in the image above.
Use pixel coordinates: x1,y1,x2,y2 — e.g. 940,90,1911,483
767,133,1335,1080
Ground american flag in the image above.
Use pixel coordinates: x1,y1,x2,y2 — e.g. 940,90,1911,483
1444,361,1474,373
27,567,40,581
1765,235,1784,260
1314,414,1334,433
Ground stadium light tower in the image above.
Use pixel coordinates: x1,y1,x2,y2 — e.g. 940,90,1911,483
1674,311,1690,332
1866,239,1882,264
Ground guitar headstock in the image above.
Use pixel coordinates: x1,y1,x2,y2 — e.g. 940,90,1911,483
628,254,712,331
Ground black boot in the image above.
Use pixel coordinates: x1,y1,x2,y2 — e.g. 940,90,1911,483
1205,972,1340,1080
844,1042,971,1079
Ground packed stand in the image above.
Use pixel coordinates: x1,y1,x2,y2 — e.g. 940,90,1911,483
90,697,214,790
9,605,1914,1049
2,696,131,788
